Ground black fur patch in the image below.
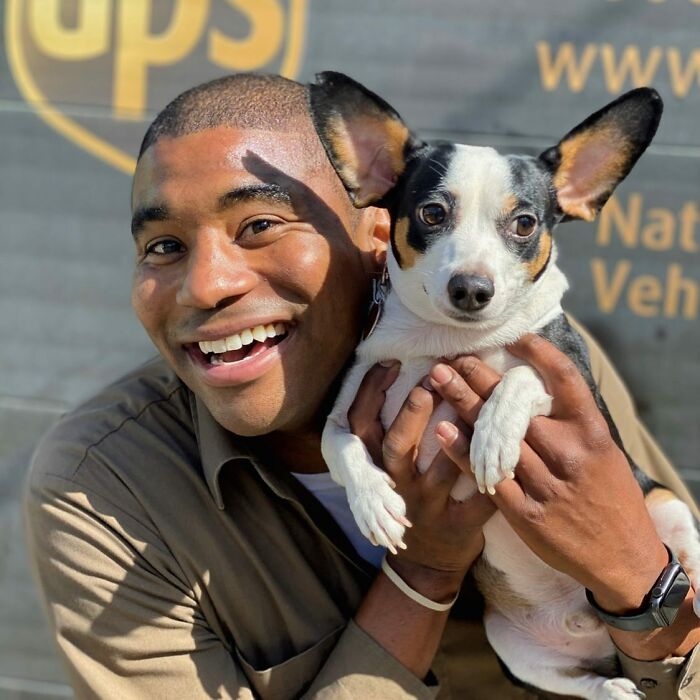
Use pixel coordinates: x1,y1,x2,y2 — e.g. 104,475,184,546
388,142,457,267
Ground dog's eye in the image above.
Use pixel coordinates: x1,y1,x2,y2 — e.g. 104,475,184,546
510,214,537,237
419,203,446,226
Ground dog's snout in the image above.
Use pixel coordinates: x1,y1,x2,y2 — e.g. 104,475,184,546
447,274,494,312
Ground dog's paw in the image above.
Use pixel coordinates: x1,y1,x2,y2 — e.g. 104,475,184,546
593,678,644,699
469,417,520,495
346,468,410,553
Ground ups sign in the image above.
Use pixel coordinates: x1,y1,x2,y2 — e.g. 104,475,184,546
6,0,308,173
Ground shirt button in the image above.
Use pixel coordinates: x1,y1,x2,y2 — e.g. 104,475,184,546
639,678,658,689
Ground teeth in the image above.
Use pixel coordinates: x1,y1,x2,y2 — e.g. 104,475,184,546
252,325,267,342
226,334,242,351
198,323,287,355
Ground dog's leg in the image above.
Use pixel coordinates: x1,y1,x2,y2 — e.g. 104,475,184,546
646,489,700,617
484,612,642,699
321,361,409,551
470,365,552,494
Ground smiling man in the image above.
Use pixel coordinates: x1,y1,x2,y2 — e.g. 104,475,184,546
24,74,700,699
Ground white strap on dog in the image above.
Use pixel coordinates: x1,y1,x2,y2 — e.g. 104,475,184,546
381,556,458,612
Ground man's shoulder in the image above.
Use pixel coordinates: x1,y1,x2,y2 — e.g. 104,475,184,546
28,356,195,492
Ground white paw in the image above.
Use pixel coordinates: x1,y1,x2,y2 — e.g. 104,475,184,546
594,677,645,699
346,468,409,553
469,415,520,494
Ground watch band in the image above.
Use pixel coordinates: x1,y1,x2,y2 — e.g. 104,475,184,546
585,545,691,632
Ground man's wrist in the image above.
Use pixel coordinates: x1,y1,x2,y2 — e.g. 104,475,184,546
586,540,669,615
386,557,467,605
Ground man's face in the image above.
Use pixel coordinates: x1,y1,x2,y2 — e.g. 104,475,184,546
131,125,384,436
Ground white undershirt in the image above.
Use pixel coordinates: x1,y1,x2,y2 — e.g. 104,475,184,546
291,471,385,568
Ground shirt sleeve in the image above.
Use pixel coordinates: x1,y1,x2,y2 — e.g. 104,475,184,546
24,466,256,700
574,320,700,698
25,441,437,699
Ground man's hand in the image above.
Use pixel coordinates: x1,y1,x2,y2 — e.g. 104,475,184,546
428,334,700,660
348,363,494,601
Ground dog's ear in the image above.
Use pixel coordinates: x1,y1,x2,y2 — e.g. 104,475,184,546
539,88,662,222
308,71,424,208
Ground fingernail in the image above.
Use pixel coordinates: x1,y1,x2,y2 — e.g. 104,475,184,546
421,375,434,391
379,359,399,367
436,421,458,441
430,363,452,385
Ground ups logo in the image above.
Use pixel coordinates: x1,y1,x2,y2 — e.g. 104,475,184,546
6,0,308,173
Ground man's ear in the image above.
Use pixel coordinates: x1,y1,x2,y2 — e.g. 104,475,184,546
308,71,424,208
355,207,390,275
539,87,663,222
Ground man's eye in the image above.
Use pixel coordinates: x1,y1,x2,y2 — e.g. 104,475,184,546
145,239,184,256
242,218,280,236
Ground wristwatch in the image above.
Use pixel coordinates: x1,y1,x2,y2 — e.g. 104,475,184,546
585,545,691,631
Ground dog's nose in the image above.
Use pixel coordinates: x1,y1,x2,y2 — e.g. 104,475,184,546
447,274,494,312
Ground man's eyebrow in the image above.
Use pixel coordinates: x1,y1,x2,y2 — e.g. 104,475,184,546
131,205,169,237
217,183,292,210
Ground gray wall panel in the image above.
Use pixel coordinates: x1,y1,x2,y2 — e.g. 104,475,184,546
1,0,698,694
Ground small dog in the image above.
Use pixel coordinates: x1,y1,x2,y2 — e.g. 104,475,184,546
309,72,700,698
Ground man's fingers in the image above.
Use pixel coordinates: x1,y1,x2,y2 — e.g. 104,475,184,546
448,356,501,402
428,363,483,427
507,334,597,416
420,423,465,497
347,362,401,429
348,362,400,465
382,385,440,479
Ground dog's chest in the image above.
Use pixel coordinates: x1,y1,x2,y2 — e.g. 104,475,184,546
379,348,521,473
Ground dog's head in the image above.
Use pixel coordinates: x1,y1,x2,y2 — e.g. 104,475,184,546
308,72,662,329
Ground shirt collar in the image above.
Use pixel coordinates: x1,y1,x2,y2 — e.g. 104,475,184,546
189,391,300,509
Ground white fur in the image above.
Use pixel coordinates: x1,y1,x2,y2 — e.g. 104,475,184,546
321,142,700,698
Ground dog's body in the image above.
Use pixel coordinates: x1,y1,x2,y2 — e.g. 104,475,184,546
309,73,700,698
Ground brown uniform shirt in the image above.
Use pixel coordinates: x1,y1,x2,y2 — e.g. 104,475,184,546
24,326,700,699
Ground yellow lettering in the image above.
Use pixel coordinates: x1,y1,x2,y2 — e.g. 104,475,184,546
536,42,598,93
667,48,700,98
591,258,631,313
597,194,641,248
664,264,698,318
208,0,284,71
113,0,209,119
599,44,663,93
29,0,110,60
628,274,662,317
641,207,675,251
679,201,700,252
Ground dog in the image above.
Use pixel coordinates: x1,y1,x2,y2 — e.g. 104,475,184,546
308,71,700,698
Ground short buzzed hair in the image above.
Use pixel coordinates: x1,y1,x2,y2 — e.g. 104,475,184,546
138,73,312,160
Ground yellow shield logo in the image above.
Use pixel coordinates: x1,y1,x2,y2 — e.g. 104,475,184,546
6,0,308,174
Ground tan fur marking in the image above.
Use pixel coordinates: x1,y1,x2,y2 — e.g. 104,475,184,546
393,216,417,269
554,123,632,221
645,487,678,508
526,229,552,281
474,558,532,614
500,193,518,217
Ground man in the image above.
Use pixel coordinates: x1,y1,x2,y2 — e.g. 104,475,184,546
24,73,700,698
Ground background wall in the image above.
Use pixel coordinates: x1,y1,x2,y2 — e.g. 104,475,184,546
1,0,698,696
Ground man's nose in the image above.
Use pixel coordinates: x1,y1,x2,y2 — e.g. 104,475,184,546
176,230,259,309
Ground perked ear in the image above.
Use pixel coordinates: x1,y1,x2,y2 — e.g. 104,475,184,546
539,88,663,222
308,71,424,208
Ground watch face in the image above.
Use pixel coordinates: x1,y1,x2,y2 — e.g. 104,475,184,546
660,569,691,624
